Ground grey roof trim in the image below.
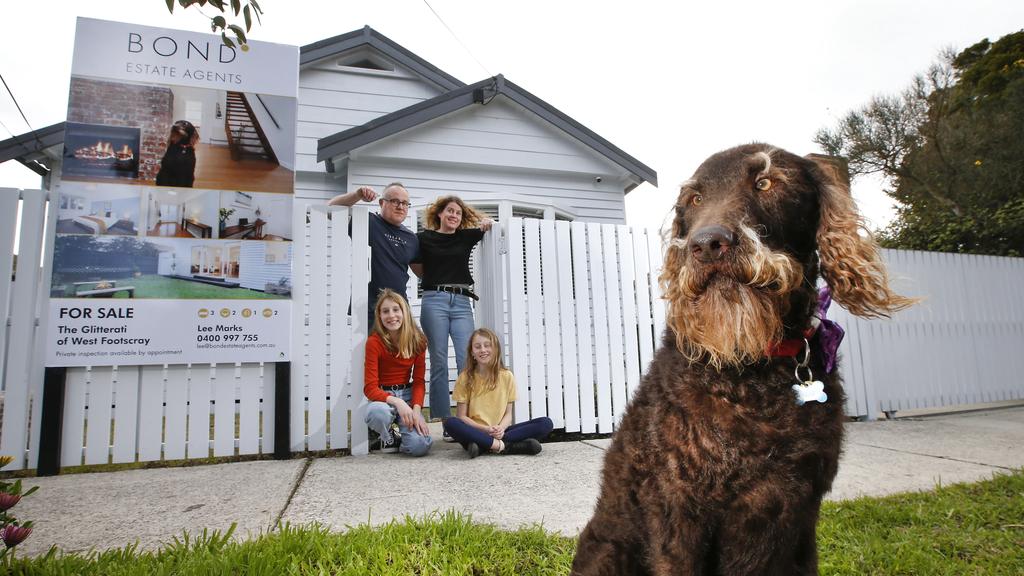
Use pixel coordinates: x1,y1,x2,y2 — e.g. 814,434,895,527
301,26,464,90
317,85,480,161
316,75,657,187
501,77,657,187
0,122,64,176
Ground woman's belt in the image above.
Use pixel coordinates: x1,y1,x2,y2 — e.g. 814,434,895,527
380,383,411,391
422,284,479,300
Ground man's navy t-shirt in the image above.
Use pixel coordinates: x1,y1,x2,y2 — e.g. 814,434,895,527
366,212,419,306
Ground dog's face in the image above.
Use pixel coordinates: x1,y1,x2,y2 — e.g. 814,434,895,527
660,143,913,369
169,120,198,146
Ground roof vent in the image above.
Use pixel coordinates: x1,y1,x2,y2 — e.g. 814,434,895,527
337,51,395,72
347,58,390,71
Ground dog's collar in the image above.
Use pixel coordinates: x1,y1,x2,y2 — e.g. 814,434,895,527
767,333,814,358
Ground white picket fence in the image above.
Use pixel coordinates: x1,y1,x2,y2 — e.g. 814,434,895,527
2,188,1024,471
501,219,666,434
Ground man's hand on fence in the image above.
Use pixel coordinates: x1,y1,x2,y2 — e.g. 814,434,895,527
356,186,377,202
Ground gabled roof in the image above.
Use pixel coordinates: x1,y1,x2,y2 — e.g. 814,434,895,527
301,26,464,91
0,122,64,176
317,75,658,188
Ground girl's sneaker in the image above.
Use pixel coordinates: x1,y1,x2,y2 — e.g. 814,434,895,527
371,427,401,453
381,427,402,453
502,438,542,455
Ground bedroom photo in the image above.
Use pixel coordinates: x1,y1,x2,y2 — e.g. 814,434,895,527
55,182,141,236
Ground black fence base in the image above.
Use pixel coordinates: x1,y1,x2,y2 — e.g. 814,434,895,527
274,362,290,459
37,367,67,476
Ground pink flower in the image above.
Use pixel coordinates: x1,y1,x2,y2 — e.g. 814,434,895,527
1,524,32,548
0,493,20,512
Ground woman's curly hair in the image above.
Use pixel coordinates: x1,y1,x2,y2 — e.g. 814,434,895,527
423,195,486,230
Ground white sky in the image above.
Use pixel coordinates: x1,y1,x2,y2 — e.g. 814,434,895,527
2,0,1022,232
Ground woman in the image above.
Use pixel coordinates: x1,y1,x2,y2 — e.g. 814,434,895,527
155,120,198,188
443,328,553,458
363,289,433,456
411,195,492,430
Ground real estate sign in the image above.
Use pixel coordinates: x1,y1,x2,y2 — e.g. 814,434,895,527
45,18,298,367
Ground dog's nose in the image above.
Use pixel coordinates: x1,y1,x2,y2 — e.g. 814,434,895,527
690,225,734,262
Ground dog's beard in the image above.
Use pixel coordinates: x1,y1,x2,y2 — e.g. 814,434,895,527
664,225,803,369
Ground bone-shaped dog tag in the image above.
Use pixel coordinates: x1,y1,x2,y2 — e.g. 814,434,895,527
792,380,827,406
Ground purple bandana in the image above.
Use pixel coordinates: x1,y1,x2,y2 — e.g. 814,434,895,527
815,286,845,374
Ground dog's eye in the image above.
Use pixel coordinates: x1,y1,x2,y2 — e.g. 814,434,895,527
690,193,703,206
755,178,772,191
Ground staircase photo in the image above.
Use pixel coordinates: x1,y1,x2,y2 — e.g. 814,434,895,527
224,91,278,164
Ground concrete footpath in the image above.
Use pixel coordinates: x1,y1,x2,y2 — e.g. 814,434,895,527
13,404,1024,557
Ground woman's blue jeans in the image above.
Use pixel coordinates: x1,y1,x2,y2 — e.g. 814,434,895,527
420,291,475,419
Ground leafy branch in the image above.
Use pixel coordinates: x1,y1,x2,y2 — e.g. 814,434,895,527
165,0,263,51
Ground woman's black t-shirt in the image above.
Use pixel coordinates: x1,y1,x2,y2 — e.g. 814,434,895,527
413,228,485,286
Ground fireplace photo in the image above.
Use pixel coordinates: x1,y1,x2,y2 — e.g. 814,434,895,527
62,122,141,181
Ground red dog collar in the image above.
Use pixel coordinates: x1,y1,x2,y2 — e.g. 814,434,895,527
767,324,818,358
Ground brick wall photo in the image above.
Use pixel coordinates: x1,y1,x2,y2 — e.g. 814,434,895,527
67,77,173,183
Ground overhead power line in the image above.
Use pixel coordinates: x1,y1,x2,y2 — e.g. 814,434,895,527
0,71,47,154
421,0,492,77
0,72,35,133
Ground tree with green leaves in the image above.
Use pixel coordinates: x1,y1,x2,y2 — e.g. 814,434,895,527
816,31,1024,256
165,0,263,50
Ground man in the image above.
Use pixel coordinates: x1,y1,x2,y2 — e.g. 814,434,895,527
328,183,419,327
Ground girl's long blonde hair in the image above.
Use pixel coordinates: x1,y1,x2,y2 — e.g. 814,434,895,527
372,289,426,359
462,328,506,395
423,195,486,230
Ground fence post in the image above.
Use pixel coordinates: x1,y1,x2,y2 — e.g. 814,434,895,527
1,188,47,470
36,367,66,476
477,217,504,332
274,362,290,459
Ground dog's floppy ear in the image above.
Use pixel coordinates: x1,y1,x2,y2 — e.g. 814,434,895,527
808,154,915,318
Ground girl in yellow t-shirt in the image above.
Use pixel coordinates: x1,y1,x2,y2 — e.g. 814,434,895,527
443,328,553,458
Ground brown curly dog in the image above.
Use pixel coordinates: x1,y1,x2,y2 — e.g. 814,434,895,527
571,144,914,576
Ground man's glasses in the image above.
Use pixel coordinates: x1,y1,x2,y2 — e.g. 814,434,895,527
383,198,411,209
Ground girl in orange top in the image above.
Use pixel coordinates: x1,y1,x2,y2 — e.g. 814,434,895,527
364,289,432,456
442,328,553,458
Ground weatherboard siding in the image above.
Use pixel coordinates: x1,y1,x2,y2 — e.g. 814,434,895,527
238,242,293,292
347,160,628,224
352,98,622,178
295,64,447,175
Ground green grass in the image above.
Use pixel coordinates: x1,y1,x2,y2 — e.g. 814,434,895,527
63,274,287,300
6,472,1023,575
818,471,1024,575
